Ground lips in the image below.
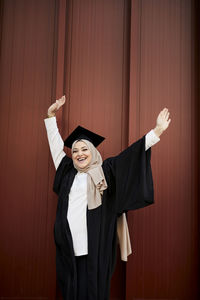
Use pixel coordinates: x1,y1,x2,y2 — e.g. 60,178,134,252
77,157,87,162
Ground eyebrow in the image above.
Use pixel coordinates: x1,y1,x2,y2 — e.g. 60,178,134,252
73,146,88,150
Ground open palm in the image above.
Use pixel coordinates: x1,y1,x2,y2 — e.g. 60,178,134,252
156,108,171,131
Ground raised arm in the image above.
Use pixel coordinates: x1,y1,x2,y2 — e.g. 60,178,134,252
145,108,171,151
44,96,67,169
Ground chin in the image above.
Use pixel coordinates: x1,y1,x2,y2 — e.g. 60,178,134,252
76,161,89,169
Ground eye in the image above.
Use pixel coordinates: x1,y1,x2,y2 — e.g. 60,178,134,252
73,150,78,153
82,148,88,151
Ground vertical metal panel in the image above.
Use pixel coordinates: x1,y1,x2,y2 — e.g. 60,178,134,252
1,0,198,299
0,0,57,298
62,0,130,156
127,0,199,299
60,1,131,298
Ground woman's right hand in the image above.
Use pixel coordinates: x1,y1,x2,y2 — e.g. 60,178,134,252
47,95,66,117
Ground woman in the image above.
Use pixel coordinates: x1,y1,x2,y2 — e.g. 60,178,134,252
44,95,171,300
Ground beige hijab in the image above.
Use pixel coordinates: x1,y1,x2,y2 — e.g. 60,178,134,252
72,139,107,209
72,139,132,261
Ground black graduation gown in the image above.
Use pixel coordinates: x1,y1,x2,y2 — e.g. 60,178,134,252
53,136,154,300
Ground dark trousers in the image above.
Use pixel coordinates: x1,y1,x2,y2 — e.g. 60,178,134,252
75,255,88,300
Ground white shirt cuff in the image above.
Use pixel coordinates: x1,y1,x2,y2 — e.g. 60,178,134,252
145,129,160,151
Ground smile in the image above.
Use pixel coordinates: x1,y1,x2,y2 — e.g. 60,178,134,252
77,158,87,161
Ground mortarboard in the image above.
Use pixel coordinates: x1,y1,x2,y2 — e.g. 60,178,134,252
64,125,105,148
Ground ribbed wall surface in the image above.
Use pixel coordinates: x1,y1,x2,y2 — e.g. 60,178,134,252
127,0,199,299
0,0,199,299
0,0,57,298
58,1,130,298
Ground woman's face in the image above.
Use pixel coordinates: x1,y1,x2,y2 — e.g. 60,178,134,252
72,140,92,169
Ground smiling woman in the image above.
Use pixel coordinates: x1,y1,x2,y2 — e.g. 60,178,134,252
44,95,171,300
72,141,92,169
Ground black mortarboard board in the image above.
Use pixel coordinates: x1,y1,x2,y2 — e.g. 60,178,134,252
64,125,105,148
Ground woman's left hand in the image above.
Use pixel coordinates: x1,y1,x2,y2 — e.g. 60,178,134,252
154,108,171,137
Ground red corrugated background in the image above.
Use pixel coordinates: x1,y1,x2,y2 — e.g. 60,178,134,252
0,0,199,299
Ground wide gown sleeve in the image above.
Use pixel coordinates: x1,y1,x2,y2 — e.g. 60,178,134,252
104,135,154,215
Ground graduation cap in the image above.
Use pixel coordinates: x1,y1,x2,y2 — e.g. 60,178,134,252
64,125,105,148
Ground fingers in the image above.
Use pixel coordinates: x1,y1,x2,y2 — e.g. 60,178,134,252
156,108,171,131
158,108,167,118
49,102,57,111
166,112,170,120
56,95,66,104
54,95,65,112
160,108,170,120
162,108,168,116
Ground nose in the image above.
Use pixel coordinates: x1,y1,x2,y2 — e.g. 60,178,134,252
77,150,84,157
